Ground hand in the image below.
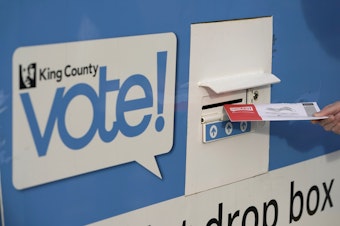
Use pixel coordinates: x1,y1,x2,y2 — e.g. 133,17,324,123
312,101,340,134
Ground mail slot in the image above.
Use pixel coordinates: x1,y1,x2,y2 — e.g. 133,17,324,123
199,71,280,143
185,16,280,195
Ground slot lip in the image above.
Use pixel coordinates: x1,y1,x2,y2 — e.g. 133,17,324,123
201,113,227,124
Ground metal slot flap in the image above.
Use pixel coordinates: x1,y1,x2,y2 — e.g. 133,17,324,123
198,72,280,94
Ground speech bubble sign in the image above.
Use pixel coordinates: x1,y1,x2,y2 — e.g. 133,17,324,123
12,33,177,190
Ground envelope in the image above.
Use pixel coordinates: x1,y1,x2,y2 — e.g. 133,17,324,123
224,102,328,122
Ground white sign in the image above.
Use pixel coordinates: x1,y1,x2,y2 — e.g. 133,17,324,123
12,33,177,189
91,150,339,226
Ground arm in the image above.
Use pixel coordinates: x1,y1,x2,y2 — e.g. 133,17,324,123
312,101,340,134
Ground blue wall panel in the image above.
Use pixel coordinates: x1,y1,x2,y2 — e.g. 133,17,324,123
1,0,340,225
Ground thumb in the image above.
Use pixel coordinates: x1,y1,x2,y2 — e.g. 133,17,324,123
314,102,340,117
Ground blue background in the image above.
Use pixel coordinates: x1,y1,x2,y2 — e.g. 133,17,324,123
1,0,340,225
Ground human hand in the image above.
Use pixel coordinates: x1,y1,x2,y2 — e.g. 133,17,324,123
312,101,340,134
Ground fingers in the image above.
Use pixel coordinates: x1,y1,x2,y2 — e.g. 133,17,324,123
312,102,340,135
314,101,340,117
314,113,340,135
332,125,340,134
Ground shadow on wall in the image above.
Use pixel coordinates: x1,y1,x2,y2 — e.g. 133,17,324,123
271,120,340,155
300,0,340,155
301,0,340,59
268,1,340,169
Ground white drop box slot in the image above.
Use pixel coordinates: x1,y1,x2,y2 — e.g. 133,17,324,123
186,17,280,195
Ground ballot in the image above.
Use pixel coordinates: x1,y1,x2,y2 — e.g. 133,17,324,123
224,102,328,122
